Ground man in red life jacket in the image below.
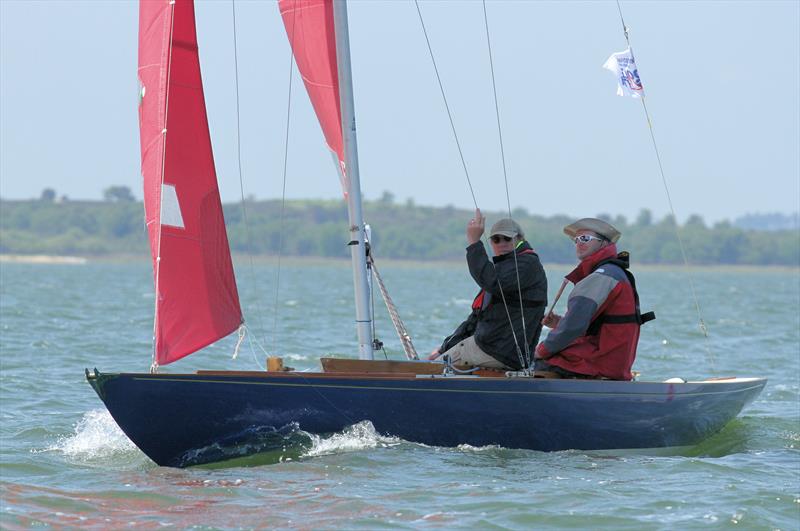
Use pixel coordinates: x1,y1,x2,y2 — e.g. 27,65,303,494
429,208,548,370
535,218,652,380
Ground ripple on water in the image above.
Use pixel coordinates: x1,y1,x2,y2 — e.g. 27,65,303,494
0,262,797,528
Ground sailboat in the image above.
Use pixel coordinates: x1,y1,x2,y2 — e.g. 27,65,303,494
86,0,765,468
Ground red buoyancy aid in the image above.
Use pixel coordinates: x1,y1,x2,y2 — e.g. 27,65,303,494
586,252,655,335
542,246,653,380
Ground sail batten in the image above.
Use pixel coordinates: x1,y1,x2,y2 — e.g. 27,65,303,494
139,0,242,366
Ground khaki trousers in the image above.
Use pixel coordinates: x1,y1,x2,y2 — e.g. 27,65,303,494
441,336,507,369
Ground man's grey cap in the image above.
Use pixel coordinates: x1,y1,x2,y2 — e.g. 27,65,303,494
490,218,524,239
563,218,621,243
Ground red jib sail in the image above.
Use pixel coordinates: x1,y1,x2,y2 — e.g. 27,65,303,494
278,0,349,194
138,0,242,365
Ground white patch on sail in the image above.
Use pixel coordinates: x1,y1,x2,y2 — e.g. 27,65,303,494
330,150,349,195
160,183,185,229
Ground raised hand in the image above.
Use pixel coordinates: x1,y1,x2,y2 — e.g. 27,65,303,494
467,208,485,244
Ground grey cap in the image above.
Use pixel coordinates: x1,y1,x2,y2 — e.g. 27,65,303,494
563,218,621,243
490,218,524,239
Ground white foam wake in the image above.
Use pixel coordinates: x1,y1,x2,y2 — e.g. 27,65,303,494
303,421,401,457
47,409,138,460
455,443,502,452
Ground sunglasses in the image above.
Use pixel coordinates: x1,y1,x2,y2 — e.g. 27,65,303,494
490,235,513,244
573,234,606,244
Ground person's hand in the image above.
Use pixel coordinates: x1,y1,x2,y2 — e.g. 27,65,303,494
467,208,485,244
534,342,546,359
428,348,441,360
542,312,561,328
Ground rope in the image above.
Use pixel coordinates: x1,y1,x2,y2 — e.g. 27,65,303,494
481,0,531,369
368,254,419,360
235,323,274,371
231,324,246,360
443,354,479,375
244,323,267,371
614,0,714,369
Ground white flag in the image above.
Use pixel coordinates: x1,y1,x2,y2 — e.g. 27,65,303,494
603,48,644,98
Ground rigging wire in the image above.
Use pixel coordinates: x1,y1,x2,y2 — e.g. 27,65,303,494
614,0,714,369
414,0,529,370
229,0,270,366
413,0,478,210
269,0,298,357
481,0,531,369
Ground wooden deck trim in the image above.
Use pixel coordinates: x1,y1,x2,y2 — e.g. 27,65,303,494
195,369,421,380
320,357,445,375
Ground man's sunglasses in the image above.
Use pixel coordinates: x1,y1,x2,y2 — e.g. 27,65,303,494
573,234,606,244
490,235,513,244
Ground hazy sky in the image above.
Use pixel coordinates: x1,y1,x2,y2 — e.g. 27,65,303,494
1,0,798,223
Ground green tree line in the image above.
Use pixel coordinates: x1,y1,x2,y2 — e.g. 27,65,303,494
1,193,798,265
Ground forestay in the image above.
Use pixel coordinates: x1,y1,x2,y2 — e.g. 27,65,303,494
138,0,242,366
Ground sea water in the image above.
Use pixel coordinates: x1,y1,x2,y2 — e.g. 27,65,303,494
1,259,798,529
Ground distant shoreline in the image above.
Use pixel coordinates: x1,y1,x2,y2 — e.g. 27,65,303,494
2,198,797,265
1,253,797,273
0,254,88,265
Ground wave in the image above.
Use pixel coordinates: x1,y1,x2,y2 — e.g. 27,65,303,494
304,420,401,457
43,409,139,462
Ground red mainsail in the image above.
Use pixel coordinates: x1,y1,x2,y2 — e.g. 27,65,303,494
279,0,349,193
138,0,242,366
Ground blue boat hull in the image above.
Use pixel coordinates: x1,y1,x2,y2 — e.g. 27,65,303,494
86,370,765,467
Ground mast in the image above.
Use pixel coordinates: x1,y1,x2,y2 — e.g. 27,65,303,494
331,0,374,360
